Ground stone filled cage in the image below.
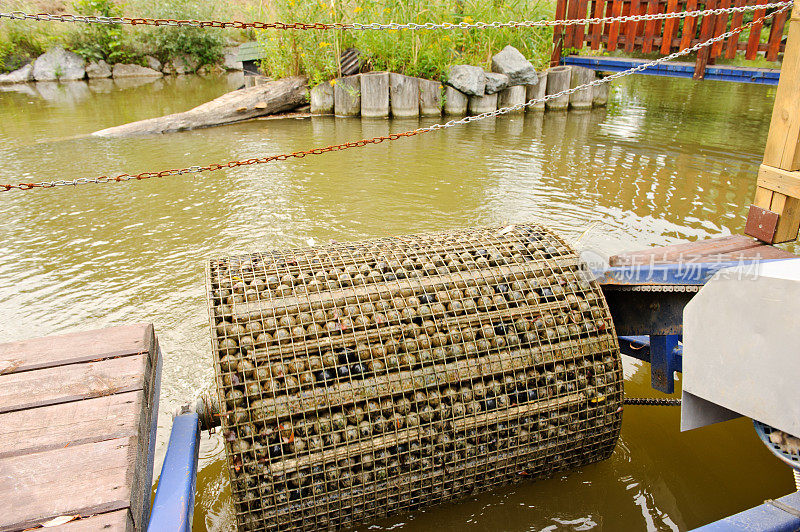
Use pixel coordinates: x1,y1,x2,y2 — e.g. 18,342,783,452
206,224,623,531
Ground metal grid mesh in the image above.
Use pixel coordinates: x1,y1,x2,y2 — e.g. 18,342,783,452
206,224,623,531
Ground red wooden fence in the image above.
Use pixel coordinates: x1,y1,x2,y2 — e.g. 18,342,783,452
551,0,789,78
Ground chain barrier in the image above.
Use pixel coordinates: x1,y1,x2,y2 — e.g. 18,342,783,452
0,4,789,192
624,397,682,406
0,2,791,31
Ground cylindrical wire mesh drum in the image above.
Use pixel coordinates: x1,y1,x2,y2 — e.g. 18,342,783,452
206,224,623,531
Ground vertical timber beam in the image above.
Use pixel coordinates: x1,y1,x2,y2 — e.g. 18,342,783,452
746,0,800,243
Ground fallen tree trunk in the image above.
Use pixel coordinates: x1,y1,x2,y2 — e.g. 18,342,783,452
92,76,308,137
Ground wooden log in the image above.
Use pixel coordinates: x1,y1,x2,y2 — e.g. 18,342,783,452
444,86,468,115
389,73,420,118
569,66,594,110
468,93,498,115
497,85,526,114
592,79,609,107
527,71,548,112
418,78,443,116
545,66,572,110
334,74,361,117
310,81,334,114
92,76,308,137
359,72,390,118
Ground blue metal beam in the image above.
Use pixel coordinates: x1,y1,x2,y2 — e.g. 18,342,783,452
691,490,800,531
562,56,780,85
148,413,201,532
619,335,683,393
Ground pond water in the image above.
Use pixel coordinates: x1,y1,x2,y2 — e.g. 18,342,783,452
0,72,794,531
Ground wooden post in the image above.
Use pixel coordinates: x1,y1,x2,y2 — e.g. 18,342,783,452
745,0,800,243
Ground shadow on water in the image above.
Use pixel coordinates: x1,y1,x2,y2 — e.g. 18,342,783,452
0,73,794,531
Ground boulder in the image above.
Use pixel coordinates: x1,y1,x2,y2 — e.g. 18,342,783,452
491,45,538,86
0,64,33,84
484,72,509,95
223,46,243,70
32,47,86,81
86,60,112,79
310,81,334,114
162,62,176,75
145,55,162,72
446,64,485,96
172,55,199,75
112,63,163,78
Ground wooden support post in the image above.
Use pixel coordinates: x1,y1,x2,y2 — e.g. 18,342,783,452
746,0,800,243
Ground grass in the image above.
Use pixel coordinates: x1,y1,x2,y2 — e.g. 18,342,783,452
256,0,556,87
0,0,258,72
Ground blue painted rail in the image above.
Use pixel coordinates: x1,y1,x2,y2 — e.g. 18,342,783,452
562,56,781,85
148,413,201,532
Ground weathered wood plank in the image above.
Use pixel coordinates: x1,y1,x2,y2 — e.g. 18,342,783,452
626,0,642,53
724,0,747,59
766,8,789,61
0,354,148,414
607,0,624,50
590,0,606,48
693,0,717,78
710,0,731,58
0,391,141,459
679,0,700,52
0,437,135,532
41,510,132,531
0,323,152,376
609,235,797,266
642,0,662,53
660,0,680,54
746,0,769,60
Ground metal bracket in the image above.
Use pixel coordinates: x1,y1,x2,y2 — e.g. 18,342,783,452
619,335,683,394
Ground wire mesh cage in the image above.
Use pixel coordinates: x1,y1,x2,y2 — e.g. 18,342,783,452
206,224,623,531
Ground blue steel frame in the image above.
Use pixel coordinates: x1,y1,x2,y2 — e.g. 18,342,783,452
596,260,774,394
561,56,781,85
148,413,201,532
690,491,800,531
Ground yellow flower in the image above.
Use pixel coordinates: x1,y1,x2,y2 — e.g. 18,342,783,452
301,53,306,57
384,7,390,12
319,42,331,48
354,6,362,12
464,16,474,23
330,79,337,85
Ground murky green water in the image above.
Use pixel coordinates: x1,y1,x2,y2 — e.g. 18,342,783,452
0,73,794,531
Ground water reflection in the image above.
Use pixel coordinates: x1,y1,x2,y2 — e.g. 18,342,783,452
0,73,794,532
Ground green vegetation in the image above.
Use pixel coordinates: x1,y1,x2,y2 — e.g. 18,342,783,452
258,0,555,86
0,0,250,72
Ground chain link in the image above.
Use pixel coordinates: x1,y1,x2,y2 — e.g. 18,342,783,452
0,4,788,193
0,2,791,31
624,397,682,406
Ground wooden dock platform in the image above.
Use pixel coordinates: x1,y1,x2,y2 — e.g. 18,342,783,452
609,235,797,266
0,324,161,532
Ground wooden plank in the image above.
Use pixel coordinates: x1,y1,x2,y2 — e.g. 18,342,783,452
41,510,132,531
0,324,153,376
763,2,800,171
551,0,569,66
770,193,800,242
607,0,624,50
0,391,141,459
754,184,776,208
679,0,700,51
0,437,135,532
642,0,662,53
0,354,148,414
724,0,746,59
626,0,642,52
693,0,717,78
766,8,789,61
757,164,800,198
660,0,680,53
608,235,797,266
590,0,607,48
710,0,731,58
565,0,581,49
573,0,590,48
746,0,770,60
